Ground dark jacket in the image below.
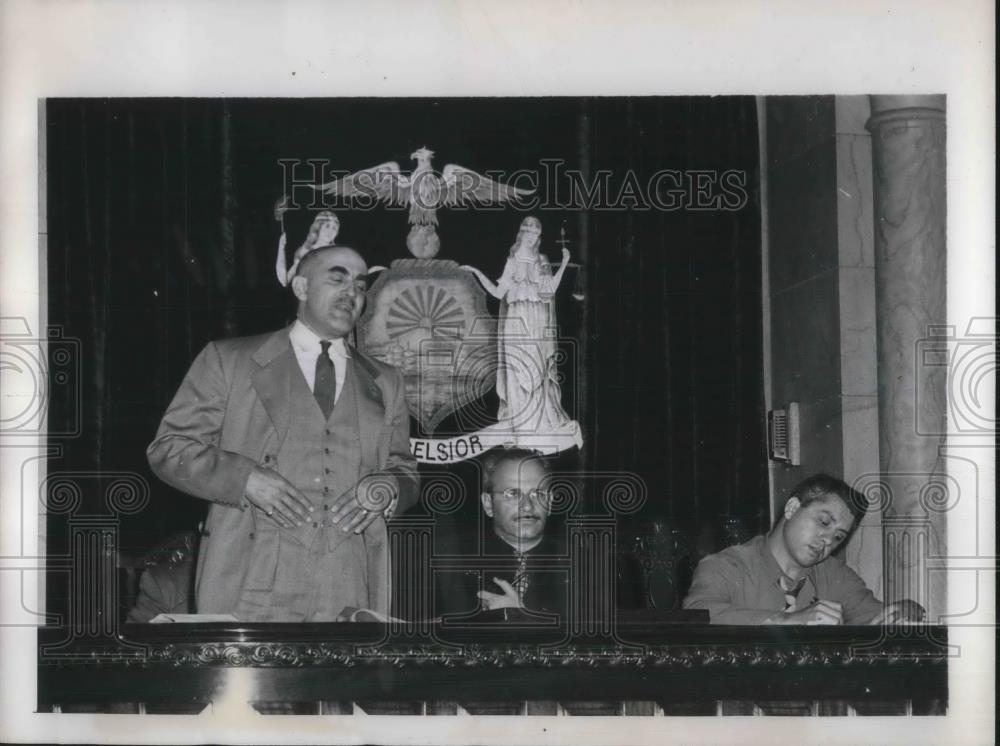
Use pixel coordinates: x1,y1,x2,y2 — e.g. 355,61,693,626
434,523,570,622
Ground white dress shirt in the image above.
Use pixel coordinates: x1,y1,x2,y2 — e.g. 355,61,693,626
289,319,349,403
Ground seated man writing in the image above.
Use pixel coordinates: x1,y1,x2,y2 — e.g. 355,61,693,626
435,447,568,620
683,474,925,625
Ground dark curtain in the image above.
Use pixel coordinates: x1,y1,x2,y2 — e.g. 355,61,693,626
46,97,766,616
585,97,768,540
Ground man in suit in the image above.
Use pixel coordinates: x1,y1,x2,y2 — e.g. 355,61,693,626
147,244,418,621
125,530,198,623
127,555,195,623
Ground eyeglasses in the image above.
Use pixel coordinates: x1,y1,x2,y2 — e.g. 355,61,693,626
492,488,552,503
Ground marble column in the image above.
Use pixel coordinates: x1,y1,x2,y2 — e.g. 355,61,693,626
866,95,946,620
835,96,882,599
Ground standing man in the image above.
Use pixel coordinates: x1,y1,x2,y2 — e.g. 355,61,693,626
147,242,418,621
683,474,924,625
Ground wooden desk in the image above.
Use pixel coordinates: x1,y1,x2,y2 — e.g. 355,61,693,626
37,619,948,715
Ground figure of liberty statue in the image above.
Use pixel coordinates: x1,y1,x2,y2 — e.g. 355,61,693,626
461,216,576,437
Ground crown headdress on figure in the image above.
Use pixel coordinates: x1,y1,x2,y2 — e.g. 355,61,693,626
274,209,341,287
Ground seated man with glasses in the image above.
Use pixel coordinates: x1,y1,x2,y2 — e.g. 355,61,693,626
435,447,568,620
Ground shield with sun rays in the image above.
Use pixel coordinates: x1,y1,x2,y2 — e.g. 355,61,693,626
357,258,497,434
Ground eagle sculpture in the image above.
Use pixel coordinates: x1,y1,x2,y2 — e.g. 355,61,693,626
307,147,535,258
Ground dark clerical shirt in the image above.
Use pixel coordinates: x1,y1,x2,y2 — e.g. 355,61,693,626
435,528,569,621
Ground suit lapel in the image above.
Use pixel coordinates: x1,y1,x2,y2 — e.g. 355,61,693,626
350,348,386,467
250,327,297,440
249,332,388,463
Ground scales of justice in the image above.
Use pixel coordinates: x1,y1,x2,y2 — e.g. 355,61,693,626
275,147,583,464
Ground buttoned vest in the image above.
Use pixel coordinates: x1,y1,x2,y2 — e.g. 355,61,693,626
266,358,365,551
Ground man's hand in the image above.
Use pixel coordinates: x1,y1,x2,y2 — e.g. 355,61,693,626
779,599,844,625
477,578,523,611
328,473,398,534
871,599,927,625
244,466,313,528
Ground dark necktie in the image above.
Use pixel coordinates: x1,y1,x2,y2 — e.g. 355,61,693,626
513,552,531,601
780,575,807,612
314,340,337,419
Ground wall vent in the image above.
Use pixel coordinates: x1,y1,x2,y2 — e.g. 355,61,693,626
768,402,800,465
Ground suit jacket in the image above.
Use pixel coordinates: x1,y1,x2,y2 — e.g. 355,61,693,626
146,325,419,615
126,557,195,623
435,523,570,621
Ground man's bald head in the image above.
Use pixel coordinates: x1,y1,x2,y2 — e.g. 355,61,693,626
291,245,369,339
295,244,364,279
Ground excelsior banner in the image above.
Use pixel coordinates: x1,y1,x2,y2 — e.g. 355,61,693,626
409,421,583,464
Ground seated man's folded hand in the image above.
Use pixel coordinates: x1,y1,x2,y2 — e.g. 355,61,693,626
477,577,523,611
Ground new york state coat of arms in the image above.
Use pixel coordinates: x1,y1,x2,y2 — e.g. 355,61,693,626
280,147,582,464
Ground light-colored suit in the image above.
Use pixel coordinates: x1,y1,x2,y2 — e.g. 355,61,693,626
146,325,418,619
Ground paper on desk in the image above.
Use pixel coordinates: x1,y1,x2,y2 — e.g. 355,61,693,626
336,607,406,623
148,613,239,623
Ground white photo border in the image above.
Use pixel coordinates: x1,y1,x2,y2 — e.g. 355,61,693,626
1,1,994,744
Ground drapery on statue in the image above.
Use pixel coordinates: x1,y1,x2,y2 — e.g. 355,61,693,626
274,210,341,286
461,216,576,436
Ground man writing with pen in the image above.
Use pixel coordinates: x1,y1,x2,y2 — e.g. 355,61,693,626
683,474,925,625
